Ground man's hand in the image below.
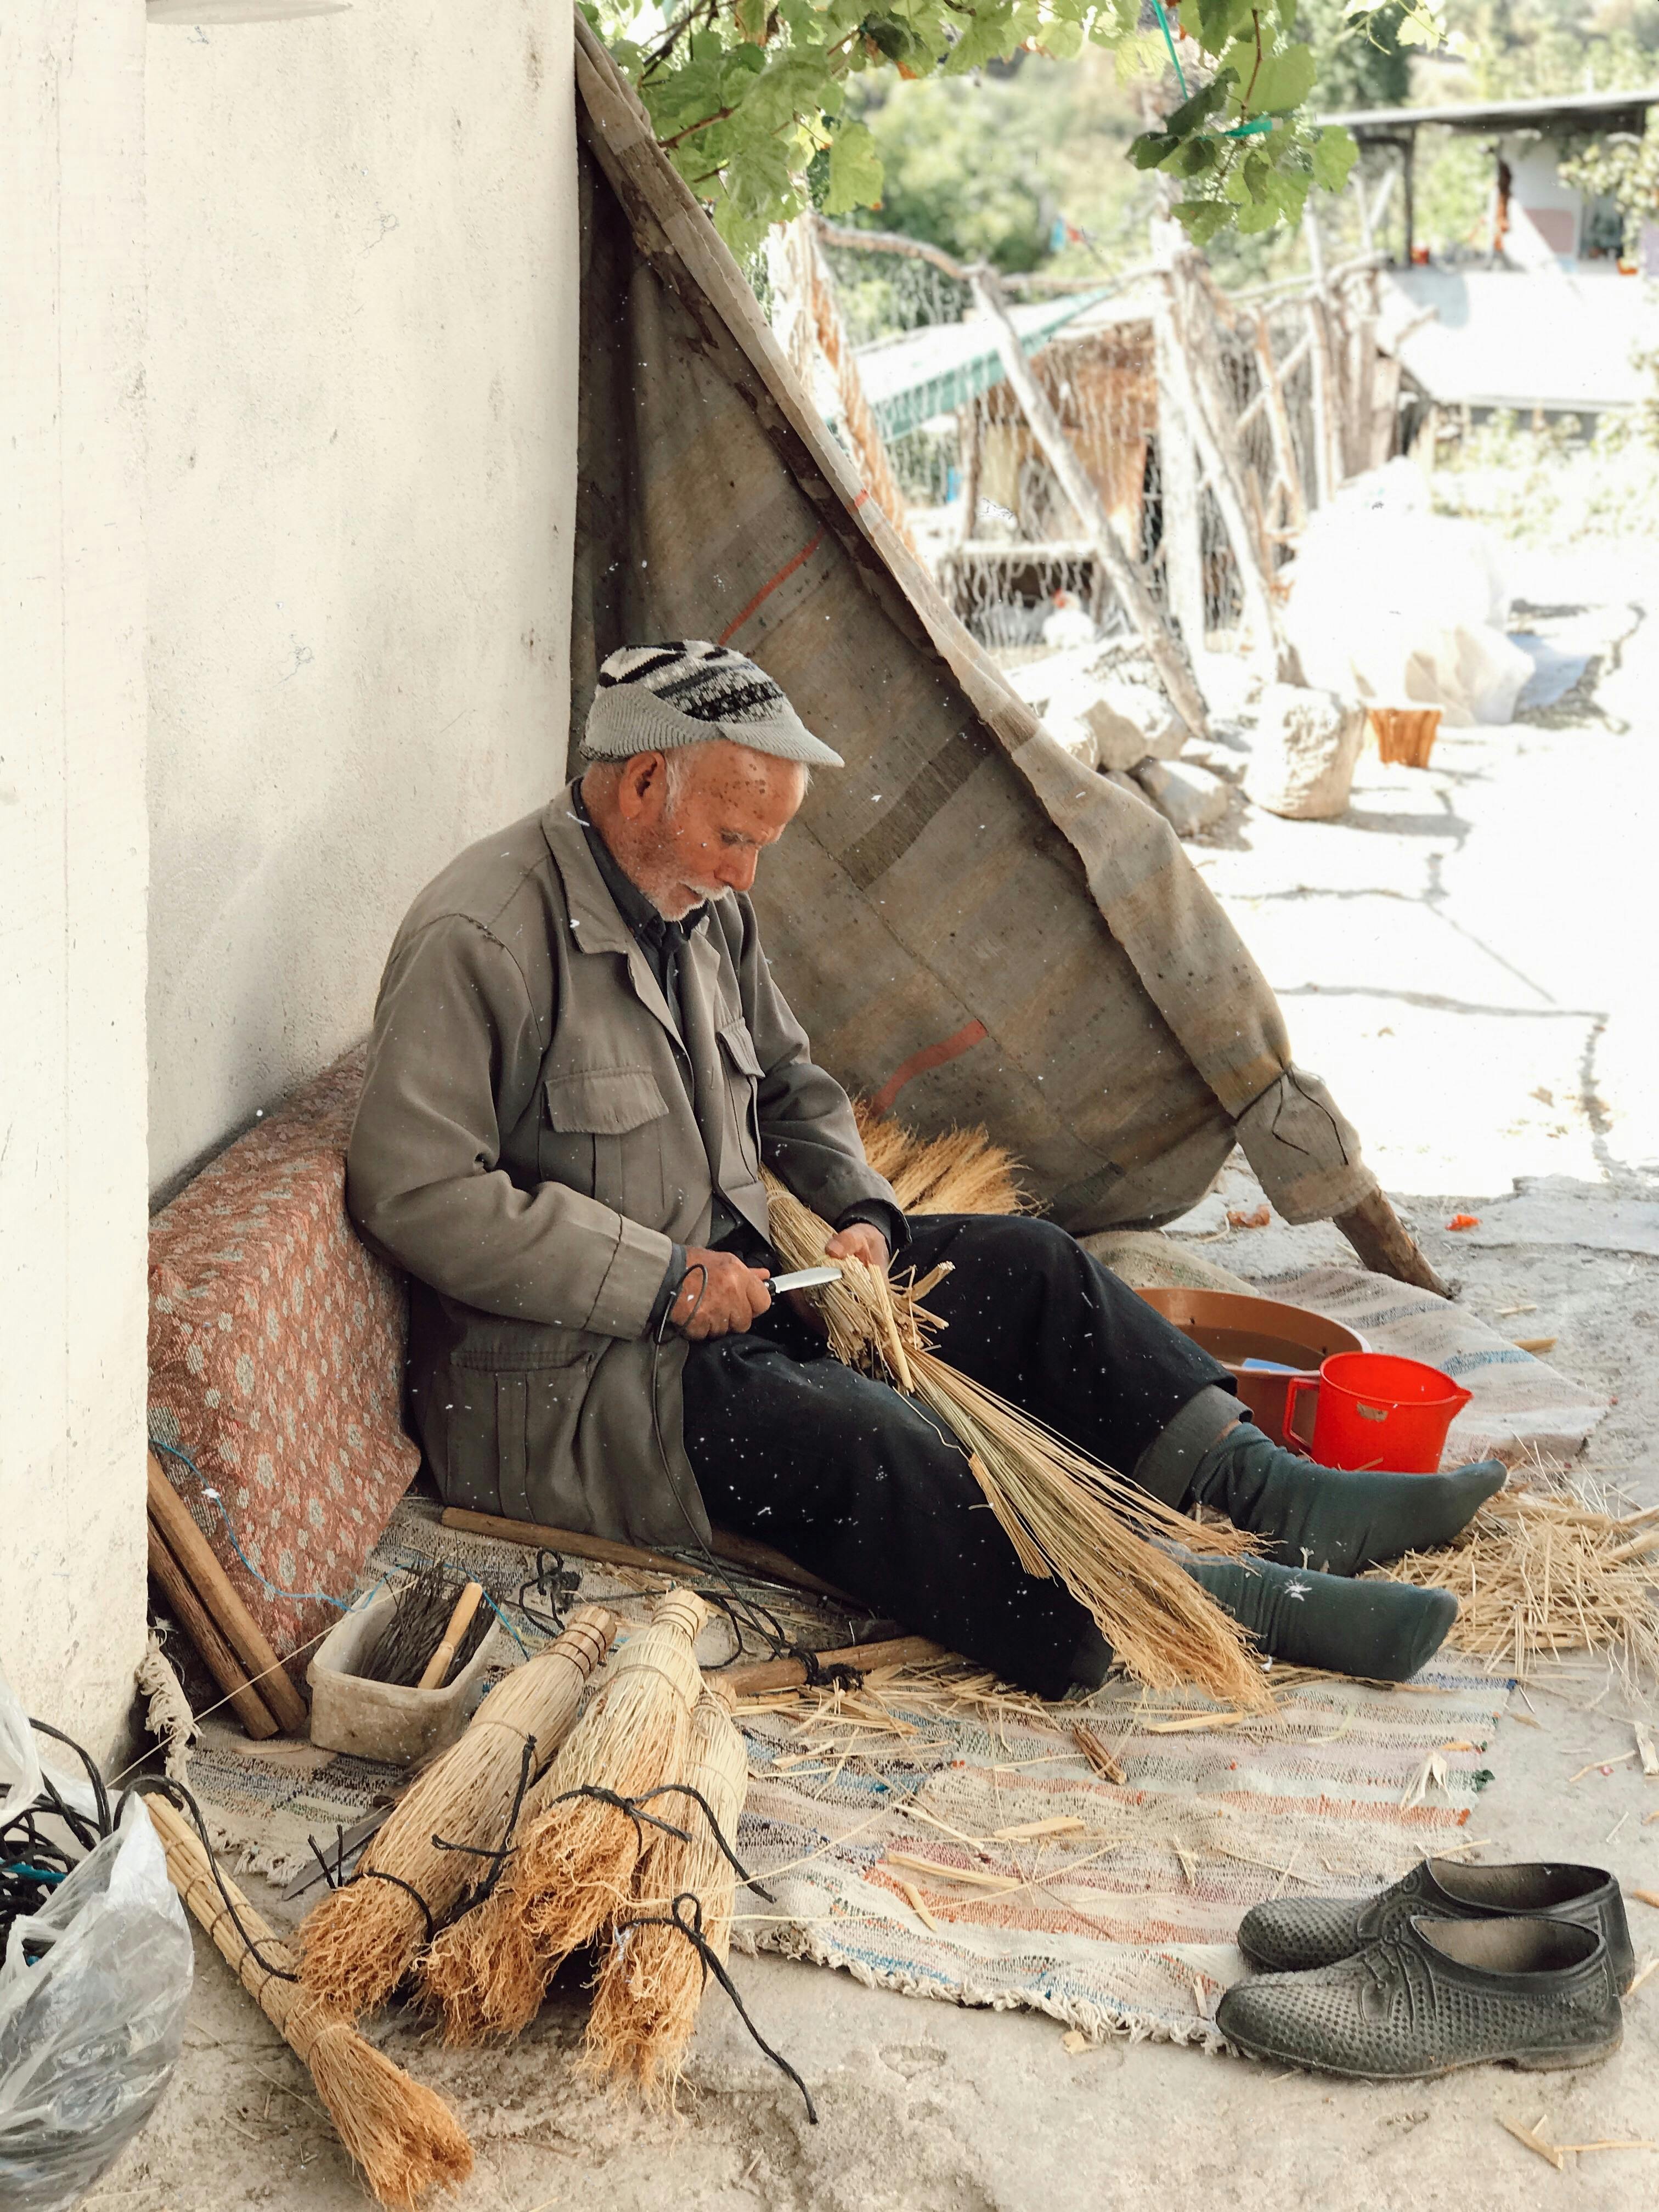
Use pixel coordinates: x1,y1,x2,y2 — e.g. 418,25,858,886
823,1221,890,1272
670,1248,772,1339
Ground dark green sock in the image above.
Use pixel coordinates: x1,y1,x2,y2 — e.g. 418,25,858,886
1184,1555,1457,1683
1187,1423,1506,1576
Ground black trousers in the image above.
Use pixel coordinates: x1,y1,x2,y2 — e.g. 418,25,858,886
681,1215,1228,1698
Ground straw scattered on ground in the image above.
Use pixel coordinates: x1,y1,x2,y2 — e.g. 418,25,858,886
1372,1462,1659,1687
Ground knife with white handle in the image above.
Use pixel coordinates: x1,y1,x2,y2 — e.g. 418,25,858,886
768,1265,844,1293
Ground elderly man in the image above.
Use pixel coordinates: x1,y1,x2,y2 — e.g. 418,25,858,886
348,642,1503,1696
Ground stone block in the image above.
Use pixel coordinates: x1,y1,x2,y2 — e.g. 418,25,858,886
1130,757,1231,838
1246,683,1367,820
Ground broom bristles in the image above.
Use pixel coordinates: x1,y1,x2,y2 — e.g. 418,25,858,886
763,1169,1268,1708
417,1588,709,2044
853,1101,1030,1217
584,1685,749,2101
297,2008,475,2208
300,1605,617,2022
143,1795,473,2209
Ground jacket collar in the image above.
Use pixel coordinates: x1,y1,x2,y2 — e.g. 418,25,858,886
540,785,714,1047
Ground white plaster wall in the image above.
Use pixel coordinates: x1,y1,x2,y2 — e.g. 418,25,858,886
1,1,151,1754
145,0,579,1191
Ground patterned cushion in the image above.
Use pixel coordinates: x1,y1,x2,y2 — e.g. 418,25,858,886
148,1046,419,1679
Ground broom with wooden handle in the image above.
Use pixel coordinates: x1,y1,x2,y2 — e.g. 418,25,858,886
585,1679,749,2101
762,1171,1270,1709
143,1793,472,2209
298,1604,617,2023
419,1587,708,2044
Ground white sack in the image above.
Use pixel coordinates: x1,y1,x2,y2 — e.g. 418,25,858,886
1285,460,1534,726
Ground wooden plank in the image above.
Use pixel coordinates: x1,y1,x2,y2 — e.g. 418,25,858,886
146,1520,278,1740
970,264,1210,737
438,1504,857,1606
146,1454,309,1732
724,1633,946,1697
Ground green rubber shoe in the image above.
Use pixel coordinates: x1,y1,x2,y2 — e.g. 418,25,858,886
1217,1915,1623,2081
1238,1857,1637,1993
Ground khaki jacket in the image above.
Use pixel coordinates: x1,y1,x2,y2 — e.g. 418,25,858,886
346,788,898,1547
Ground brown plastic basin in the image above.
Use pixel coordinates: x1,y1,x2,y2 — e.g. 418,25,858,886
1134,1286,1367,1449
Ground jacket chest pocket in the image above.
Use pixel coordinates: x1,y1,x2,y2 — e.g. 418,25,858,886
539,1064,670,1224
716,1018,764,1181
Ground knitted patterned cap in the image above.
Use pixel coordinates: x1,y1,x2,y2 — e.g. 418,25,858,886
584,641,844,768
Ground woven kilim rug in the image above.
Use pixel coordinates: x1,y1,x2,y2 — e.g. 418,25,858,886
172,1498,1514,2050
729,1655,1511,2050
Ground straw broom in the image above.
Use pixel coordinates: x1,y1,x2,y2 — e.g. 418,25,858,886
143,1793,472,2208
418,1587,708,2044
852,1101,1029,1218
763,1171,1269,1709
585,1680,749,2100
298,1604,617,2022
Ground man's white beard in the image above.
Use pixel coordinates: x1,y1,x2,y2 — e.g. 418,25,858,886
647,879,731,922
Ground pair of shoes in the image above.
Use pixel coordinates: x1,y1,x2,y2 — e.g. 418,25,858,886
1216,1859,1633,2079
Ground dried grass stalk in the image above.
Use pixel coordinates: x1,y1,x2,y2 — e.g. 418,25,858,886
299,1605,617,2022
1372,1471,1659,1686
417,1588,708,2044
763,1170,1268,1709
145,1794,472,2209
585,1681,749,2100
852,1100,1030,1217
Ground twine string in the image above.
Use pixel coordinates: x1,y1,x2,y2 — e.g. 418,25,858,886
617,1890,818,2124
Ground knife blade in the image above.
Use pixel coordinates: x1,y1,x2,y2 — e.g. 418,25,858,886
768,1265,844,1293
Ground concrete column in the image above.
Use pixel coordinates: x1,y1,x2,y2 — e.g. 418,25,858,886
1,1,150,1754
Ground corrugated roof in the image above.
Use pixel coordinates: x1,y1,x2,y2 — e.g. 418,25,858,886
854,291,1108,442
1321,86,1659,137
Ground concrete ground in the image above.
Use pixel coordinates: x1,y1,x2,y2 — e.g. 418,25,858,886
94,539,1656,2211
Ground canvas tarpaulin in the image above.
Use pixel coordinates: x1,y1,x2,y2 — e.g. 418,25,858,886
568,18,1378,1234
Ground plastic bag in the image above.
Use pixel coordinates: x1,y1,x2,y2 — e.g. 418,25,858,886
0,1673,194,2212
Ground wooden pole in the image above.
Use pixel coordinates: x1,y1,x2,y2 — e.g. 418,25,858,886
1153,300,1206,654
147,1454,310,1733
1159,264,1288,674
969,264,1210,736
1334,1188,1450,1298
957,398,982,549
438,1505,858,1607
1250,311,1306,529
1304,294,1338,506
146,1521,278,1740
723,1634,947,1697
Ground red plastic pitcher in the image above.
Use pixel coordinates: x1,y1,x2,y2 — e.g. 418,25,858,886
1283,1351,1472,1474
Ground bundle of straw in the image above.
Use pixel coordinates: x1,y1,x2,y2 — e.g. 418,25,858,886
762,1171,1269,1708
1372,1474,1659,1685
299,1604,617,2022
852,1101,1029,1217
585,1680,749,2100
419,1588,708,2044
144,1793,472,2209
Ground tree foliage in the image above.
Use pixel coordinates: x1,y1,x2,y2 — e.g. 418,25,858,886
584,0,1420,257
